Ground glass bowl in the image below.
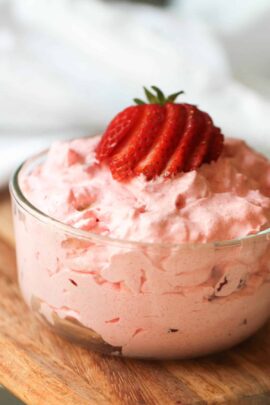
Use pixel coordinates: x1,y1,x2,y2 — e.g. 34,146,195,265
10,150,270,359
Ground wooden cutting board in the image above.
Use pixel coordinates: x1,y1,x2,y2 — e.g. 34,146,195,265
0,189,270,405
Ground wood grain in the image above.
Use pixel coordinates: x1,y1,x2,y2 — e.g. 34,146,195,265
0,190,270,405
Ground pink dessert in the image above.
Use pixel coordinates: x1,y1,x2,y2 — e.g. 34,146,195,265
11,88,270,358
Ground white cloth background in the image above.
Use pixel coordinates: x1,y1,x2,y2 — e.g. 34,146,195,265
0,0,270,188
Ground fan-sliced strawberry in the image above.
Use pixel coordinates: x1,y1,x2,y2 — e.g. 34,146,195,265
96,86,224,181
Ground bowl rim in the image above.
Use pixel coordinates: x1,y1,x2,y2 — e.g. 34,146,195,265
9,147,270,250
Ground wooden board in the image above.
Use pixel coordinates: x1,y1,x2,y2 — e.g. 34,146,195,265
0,189,270,405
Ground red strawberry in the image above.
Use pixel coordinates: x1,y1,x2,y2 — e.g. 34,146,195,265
96,87,224,181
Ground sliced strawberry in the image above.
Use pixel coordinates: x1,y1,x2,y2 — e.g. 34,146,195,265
95,87,224,181
109,104,165,181
96,105,142,160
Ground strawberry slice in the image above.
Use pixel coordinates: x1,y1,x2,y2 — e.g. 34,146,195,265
96,86,224,181
206,129,224,162
135,103,187,179
163,105,203,176
96,106,142,160
185,112,214,172
109,104,165,181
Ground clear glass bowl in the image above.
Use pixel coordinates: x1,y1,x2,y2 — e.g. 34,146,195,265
10,151,270,359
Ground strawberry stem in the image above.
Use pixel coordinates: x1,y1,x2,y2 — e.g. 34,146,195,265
167,90,185,102
144,87,157,104
151,86,165,104
133,98,145,105
134,86,184,106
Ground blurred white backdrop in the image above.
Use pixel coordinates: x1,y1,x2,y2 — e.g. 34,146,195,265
0,0,269,187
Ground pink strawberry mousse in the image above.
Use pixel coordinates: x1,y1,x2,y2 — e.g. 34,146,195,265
13,136,270,358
